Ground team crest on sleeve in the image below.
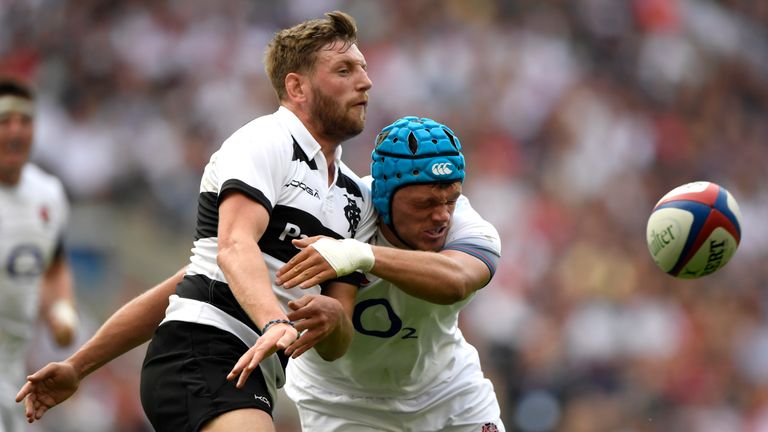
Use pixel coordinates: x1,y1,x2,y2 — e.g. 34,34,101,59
481,423,499,432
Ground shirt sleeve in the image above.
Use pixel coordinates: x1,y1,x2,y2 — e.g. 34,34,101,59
212,125,287,212
443,195,502,279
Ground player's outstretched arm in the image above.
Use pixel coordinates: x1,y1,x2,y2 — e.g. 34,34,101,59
276,236,371,289
277,236,494,305
355,245,492,304
16,267,185,423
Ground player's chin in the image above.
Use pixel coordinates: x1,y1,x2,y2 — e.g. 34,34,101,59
417,234,447,252
2,154,28,169
348,101,366,116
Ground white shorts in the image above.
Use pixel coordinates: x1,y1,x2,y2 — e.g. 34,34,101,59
285,360,505,432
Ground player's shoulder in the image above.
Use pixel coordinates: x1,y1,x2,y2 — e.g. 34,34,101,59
20,164,67,198
224,110,292,149
452,195,488,226
336,164,373,203
345,173,373,200
446,194,501,252
361,174,374,190
338,164,371,187
208,111,295,175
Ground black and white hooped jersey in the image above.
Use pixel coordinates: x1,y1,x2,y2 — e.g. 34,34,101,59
0,164,69,358
165,107,377,341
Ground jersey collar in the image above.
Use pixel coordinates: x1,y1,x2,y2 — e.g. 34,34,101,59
276,106,343,163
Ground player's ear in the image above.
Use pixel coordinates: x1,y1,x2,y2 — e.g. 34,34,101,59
284,72,308,102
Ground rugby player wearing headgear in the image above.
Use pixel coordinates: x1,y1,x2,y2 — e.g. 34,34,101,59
241,116,506,431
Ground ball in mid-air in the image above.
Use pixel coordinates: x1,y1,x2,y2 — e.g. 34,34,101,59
646,181,742,279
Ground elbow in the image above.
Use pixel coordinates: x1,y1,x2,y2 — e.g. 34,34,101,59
216,241,239,271
402,281,472,305
317,349,345,362
218,236,260,272
434,283,474,305
314,342,348,361
314,322,353,361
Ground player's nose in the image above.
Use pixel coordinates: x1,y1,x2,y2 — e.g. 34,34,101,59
357,70,372,92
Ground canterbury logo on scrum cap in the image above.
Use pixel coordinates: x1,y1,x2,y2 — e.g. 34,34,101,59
431,162,454,176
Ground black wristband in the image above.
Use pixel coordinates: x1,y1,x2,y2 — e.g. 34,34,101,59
261,319,294,334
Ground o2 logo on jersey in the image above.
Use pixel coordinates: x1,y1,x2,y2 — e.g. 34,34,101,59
6,244,45,278
352,299,417,339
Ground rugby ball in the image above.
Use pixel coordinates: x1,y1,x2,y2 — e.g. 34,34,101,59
646,181,742,278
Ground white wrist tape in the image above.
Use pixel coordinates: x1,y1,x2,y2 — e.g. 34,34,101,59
310,238,375,276
51,300,79,330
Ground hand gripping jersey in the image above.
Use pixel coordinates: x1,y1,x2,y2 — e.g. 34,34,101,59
159,107,377,399
286,187,504,431
0,164,69,426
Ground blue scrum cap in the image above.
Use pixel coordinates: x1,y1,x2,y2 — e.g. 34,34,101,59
371,116,465,225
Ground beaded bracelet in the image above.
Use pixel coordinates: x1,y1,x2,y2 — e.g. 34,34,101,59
261,319,294,334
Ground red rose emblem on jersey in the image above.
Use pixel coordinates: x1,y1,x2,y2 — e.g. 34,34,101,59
481,423,499,432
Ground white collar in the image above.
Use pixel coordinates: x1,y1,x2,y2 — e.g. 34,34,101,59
276,106,343,163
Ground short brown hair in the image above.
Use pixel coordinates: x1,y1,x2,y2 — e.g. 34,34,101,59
0,77,34,101
264,11,358,101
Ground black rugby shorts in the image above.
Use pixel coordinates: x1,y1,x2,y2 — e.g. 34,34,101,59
140,321,276,432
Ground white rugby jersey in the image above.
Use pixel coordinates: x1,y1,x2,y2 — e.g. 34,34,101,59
0,164,69,397
164,106,377,347
287,189,502,406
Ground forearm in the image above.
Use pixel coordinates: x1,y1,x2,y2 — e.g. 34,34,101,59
67,268,183,379
281,238,487,304
313,282,356,360
218,194,287,330
313,315,353,360
218,242,288,330
40,258,75,306
369,247,484,304
40,257,77,346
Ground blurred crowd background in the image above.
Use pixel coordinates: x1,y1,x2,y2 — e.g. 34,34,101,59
3,0,768,431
